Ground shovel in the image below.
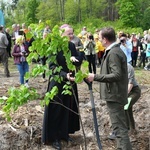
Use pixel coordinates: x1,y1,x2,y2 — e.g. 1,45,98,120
84,79,102,150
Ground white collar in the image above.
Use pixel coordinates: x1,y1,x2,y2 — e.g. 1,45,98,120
105,42,117,51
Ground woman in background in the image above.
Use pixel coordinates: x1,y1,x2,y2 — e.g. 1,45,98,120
84,33,96,74
12,35,29,87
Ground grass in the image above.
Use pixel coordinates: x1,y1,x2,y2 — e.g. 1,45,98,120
1,58,149,86
135,68,150,85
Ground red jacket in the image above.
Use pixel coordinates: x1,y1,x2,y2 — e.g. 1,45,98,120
12,44,29,64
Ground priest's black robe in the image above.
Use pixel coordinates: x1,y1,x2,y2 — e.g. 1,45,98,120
42,41,82,144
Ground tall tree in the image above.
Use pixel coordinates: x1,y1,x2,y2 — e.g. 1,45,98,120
36,0,61,26
59,0,65,21
116,0,139,27
142,7,150,29
2,0,150,30
13,0,27,23
64,0,78,24
26,0,39,24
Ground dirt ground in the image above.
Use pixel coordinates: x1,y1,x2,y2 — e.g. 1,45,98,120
0,59,150,150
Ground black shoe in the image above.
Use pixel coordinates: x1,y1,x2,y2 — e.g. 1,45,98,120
67,136,74,142
6,74,10,77
52,139,61,150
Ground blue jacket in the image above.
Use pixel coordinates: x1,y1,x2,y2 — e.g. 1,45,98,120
146,43,150,57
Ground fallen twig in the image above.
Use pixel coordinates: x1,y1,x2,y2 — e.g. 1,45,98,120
30,126,33,140
8,124,17,132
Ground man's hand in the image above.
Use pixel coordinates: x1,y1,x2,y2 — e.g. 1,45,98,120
70,56,79,62
67,73,75,81
86,73,95,82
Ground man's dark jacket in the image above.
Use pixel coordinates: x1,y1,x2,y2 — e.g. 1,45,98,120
94,44,128,105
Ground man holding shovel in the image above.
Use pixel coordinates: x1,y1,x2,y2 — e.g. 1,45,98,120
87,27,132,150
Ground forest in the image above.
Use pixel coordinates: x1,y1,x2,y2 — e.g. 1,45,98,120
0,0,150,32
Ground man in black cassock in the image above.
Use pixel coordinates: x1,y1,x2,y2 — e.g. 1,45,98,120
42,26,83,150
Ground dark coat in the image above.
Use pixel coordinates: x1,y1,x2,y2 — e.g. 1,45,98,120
94,44,128,105
5,32,12,51
42,41,82,144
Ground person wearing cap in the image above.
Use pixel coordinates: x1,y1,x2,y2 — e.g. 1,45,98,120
0,26,10,77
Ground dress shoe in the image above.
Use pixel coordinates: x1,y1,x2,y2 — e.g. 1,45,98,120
6,74,10,77
52,139,61,150
67,136,74,142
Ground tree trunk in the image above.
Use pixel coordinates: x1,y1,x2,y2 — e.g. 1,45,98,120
78,0,81,23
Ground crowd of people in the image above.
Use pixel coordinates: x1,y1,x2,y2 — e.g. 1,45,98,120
77,27,150,71
0,23,149,149
0,23,32,86
1,23,150,81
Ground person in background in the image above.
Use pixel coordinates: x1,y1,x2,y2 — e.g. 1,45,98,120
119,33,132,63
5,28,12,58
126,33,131,40
126,63,141,132
17,24,20,32
42,25,82,150
143,30,148,43
94,34,105,67
84,33,96,74
109,63,141,140
79,34,86,46
43,25,51,34
94,28,100,36
70,29,83,52
116,31,124,43
80,26,87,36
131,33,141,67
39,31,49,82
11,24,19,44
87,27,132,150
144,39,150,71
21,23,28,34
138,38,147,68
70,29,84,67
136,33,142,40
12,35,29,87
0,26,10,77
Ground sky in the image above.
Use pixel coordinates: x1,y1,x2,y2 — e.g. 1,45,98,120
1,0,12,4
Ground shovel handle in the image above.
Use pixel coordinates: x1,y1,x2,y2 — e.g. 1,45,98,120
84,78,92,90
